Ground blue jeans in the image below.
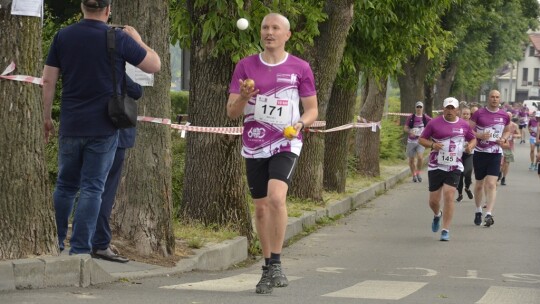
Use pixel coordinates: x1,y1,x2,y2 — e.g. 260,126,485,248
54,134,118,254
93,147,126,251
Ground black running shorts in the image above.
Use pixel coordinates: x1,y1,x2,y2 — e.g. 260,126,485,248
428,169,461,192
473,152,502,180
245,152,299,199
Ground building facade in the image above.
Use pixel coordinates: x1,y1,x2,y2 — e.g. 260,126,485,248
497,32,540,103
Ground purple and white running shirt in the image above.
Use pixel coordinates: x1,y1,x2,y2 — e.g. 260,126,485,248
471,107,510,154
405,114,432,143
420,116,475,172
529,118,538,138
518,107,529,125
229,53,317,158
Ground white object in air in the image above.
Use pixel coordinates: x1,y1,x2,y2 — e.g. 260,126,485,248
236,18,249,30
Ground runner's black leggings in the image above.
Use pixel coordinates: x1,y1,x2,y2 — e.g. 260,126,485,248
457,153,473,194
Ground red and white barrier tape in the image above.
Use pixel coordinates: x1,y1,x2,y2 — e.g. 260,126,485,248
137,116,379,135
1,62,43,85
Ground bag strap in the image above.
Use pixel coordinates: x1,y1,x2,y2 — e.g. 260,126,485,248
107,28,128,97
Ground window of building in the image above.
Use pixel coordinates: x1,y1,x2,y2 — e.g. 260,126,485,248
535,68,540,85
530,45,536,57
523,68,529,86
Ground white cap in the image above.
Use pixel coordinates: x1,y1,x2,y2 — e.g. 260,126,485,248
415,101,424,107
443,97,459,108
536,111,540,117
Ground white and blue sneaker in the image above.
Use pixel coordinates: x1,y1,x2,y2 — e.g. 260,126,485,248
440,230,450,241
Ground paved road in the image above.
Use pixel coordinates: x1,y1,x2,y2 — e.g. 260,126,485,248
2,143,539,303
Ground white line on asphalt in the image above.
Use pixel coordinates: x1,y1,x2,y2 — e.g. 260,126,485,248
476,286,540,304
322,280,427,300
159,274,301,292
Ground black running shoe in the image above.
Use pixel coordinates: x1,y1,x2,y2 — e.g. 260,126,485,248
456,194,463,202
464,188,474,199
255,266,273,294
483,214,494,227
416,175,422,182
269,263,289,287
501,177,506,185
474,212,482,226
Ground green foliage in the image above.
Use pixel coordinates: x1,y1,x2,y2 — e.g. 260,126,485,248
170,90,189,118
172,131,186,217
344,0,453,81
379,95,404,160
442,0,539,97
170,0,326,62
379,118,405,160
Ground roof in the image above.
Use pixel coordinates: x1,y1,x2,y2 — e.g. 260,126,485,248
529,33,540,54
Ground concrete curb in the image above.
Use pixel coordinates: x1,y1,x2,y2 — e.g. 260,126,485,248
0,165,410,291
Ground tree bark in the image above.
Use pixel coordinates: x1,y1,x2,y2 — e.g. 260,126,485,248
290,0,354,200
0,7,58,259
111,0,175,257
323,76,358,192
356,75,387,177
434,60,458,106
180,1,253,240
397,52,431,121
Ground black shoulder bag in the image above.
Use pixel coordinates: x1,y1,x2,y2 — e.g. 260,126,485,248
107,27,137,129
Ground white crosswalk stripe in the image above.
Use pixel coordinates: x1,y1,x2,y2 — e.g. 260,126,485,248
160,274,540,303
476,286,540,304
160,274,301,292
321,280,427,300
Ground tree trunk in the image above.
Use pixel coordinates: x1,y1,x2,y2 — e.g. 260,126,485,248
434,60,458,107
424,81,435,117
356,75,387,177
397,52,431,122
323,75,359,192
111,0,175,257
0,7,58,259
180,1,253,240
290,0,354,200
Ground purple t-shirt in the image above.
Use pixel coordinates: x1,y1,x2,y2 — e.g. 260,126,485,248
518,107,529,125
529,118,539,138
406,114,432,143
229,53,317,158
471,107,510,154
420,116,475,172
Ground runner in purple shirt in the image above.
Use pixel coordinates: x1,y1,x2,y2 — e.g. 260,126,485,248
419,97,476,241
518,104,529,143
227,13,318,295
470,90,511,227
403,101,432,182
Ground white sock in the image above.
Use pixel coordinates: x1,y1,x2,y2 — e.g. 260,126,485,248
476,207,483,213
486,212,492,216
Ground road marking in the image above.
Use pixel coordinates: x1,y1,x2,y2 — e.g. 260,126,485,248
502,273,540,284
160,274,301,292
450,270,494,280
322,280,427,300
476,286,540,304
386,267,438,277
316,267,345,273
